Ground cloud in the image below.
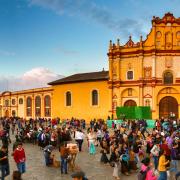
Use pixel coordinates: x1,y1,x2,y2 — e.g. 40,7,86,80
0,50,15,56
0,67,64,92
28,0,146,41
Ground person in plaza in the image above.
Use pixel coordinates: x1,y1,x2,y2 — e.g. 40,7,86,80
158,149,169,180
13,142,26,174
139,157,157,180
112,148,121,180
1,129,11,151
160,138,171,164
170,142,179,174
43,144,54,166
128,147,138,171
133,139,141,168
75,129,84,152
96,128,103,146
100,138,109,164
146,134,153,156
50,130,57,147
109,142,117,165
37,130,46,149
60,142,69,174
87,129,96,155
120,144,130,176
150,141,160,171
166,133,174,149
0,145,10,180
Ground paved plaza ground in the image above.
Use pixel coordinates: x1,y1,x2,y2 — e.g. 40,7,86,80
2,131,178,180
3,134,140,180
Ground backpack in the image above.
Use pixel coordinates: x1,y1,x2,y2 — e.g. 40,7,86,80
137,167,150,180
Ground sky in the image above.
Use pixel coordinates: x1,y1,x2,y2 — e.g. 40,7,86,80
0,0,179,91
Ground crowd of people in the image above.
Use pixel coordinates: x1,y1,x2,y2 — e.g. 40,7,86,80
88,118,180,180
0,117,179,180
0,117,88,179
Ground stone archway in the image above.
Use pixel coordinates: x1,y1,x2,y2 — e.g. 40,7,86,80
159,96,178,118
124,100,137,106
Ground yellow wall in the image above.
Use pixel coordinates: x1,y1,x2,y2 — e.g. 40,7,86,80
52,81,111,121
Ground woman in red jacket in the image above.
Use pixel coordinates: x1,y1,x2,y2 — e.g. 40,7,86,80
13,142,26,174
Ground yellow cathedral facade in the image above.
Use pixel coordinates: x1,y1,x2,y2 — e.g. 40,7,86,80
0,13,180,121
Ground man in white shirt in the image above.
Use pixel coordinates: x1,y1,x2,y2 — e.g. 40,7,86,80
75,129,84,152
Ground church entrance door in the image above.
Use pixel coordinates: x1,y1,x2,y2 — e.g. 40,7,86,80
124,100,137,106
159,96,178,118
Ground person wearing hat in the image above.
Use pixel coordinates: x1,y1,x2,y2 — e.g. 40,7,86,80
13,142,26,174
140,157,157,180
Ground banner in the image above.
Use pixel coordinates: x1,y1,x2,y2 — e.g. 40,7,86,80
116,106,152,119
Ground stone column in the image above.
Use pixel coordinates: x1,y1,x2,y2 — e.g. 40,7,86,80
41,94,44,118
109,58,113,81
139,86,143,106
32,95,35,119
152,55,156,78
139,54,144,106
24,96,26,119
152,85,157,119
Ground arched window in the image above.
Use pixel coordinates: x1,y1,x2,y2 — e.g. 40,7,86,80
26,97,32,116
19,98,23,104
164,71,173,84
44,95,51,117
92,90,98,106
4,100,9,107
66,92,71,106
12,110,16,117
12,99,16,105
35,96,41,117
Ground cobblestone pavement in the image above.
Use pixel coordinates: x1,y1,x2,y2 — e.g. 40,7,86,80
2,132,178,180
3,136,139,180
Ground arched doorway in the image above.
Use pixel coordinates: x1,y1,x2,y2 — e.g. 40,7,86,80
124,100,137,106
159,96,178,118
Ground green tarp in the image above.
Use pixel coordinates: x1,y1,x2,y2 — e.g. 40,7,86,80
116,106,152,119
